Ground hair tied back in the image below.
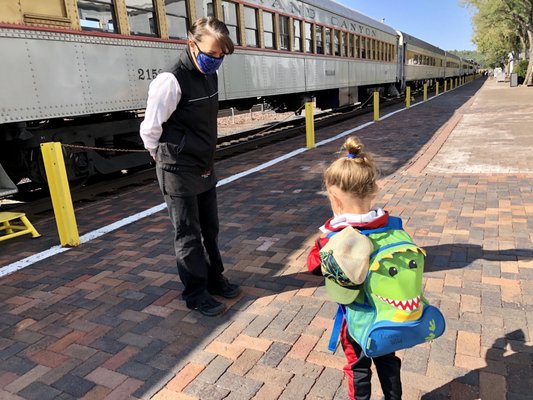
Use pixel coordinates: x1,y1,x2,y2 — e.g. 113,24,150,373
347,153,358,159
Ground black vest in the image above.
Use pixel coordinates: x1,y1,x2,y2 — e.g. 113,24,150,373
158,48,219,173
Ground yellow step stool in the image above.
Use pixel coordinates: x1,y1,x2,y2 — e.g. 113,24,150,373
0,212,41,242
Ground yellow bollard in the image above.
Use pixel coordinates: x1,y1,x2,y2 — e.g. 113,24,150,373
40,142,80,247
423,83,427,101
406,86,411,108
444,80,447,92
305,101,315,149
455,78,458,88
373,91,379,121
436,81,439,96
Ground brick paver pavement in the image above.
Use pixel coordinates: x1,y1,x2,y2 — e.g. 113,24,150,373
0,77,531,400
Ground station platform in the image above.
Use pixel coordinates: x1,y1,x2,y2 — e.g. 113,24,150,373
0,78,531,400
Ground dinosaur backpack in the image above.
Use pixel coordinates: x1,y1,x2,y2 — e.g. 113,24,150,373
320,216,445,358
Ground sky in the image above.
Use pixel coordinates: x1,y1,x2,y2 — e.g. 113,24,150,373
344,0,476,51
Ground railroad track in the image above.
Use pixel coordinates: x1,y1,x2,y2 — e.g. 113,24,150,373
5,93,415,217
215,95,406,158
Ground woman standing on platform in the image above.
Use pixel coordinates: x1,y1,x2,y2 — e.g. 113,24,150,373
140,17,240,316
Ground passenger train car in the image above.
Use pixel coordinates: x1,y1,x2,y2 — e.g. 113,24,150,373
0,0,478,189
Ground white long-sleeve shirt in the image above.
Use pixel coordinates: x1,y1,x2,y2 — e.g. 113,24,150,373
139,72,182,158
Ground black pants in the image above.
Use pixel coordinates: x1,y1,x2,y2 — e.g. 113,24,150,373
340,320,402,400
163,186,224,304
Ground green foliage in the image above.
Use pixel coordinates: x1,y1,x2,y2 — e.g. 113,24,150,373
463,0,531,69
513,60,529,78
448,50,487,67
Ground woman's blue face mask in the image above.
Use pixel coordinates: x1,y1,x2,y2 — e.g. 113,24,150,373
194,41,224,75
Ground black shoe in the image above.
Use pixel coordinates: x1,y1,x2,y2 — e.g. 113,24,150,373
208,277,241,299
186,295,226,316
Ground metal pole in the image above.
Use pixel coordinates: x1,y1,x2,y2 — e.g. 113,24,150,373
373,91,379,121
406,86,411,108
305,101,315,149
231,107,235,124
423,83,427,101
436,81,439,96
40,142,79,247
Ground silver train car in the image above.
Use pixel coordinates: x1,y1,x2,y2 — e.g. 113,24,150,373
0,0,478,189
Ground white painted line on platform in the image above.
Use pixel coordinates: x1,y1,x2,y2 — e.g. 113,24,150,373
0,92,448,277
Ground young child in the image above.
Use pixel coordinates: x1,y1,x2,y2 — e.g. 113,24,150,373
307,136,402,400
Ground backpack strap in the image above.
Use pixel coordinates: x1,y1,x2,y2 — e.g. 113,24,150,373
328,304,346,352
358,216,403,236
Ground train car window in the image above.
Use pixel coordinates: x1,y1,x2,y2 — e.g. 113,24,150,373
125,0,157,36
334,30,340,56
222,1,240,45
325,28,331,55
361,37,366,59
354,35,359,58
293,19,302,52
345,33,351,57
200,0,215,17
78,0,117,32
279,15,289,50
315,25,323,54
244,6,258,47
305,22,313,53
166,0,189,39
263,11,275,48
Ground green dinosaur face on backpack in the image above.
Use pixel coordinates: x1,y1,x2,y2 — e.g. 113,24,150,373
364,230,426,322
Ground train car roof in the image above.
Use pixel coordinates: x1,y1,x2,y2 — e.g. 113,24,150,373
305,0,398,35
398,31,446,56
445,51,462,61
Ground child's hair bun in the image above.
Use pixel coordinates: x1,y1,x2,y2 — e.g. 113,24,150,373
343,137,364,159
325,135,378,199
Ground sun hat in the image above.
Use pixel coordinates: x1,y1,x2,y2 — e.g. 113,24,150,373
320,226,373,304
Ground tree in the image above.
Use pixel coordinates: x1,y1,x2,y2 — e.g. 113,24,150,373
463,0,533,85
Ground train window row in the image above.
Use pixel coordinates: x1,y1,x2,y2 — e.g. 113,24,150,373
78,0,190,39
221,1,396,62
406,51,442,67
446,61,460,69
75,0,395,62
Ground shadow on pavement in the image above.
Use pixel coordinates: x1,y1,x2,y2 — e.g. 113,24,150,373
423,244,533,273
420,329,532,400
